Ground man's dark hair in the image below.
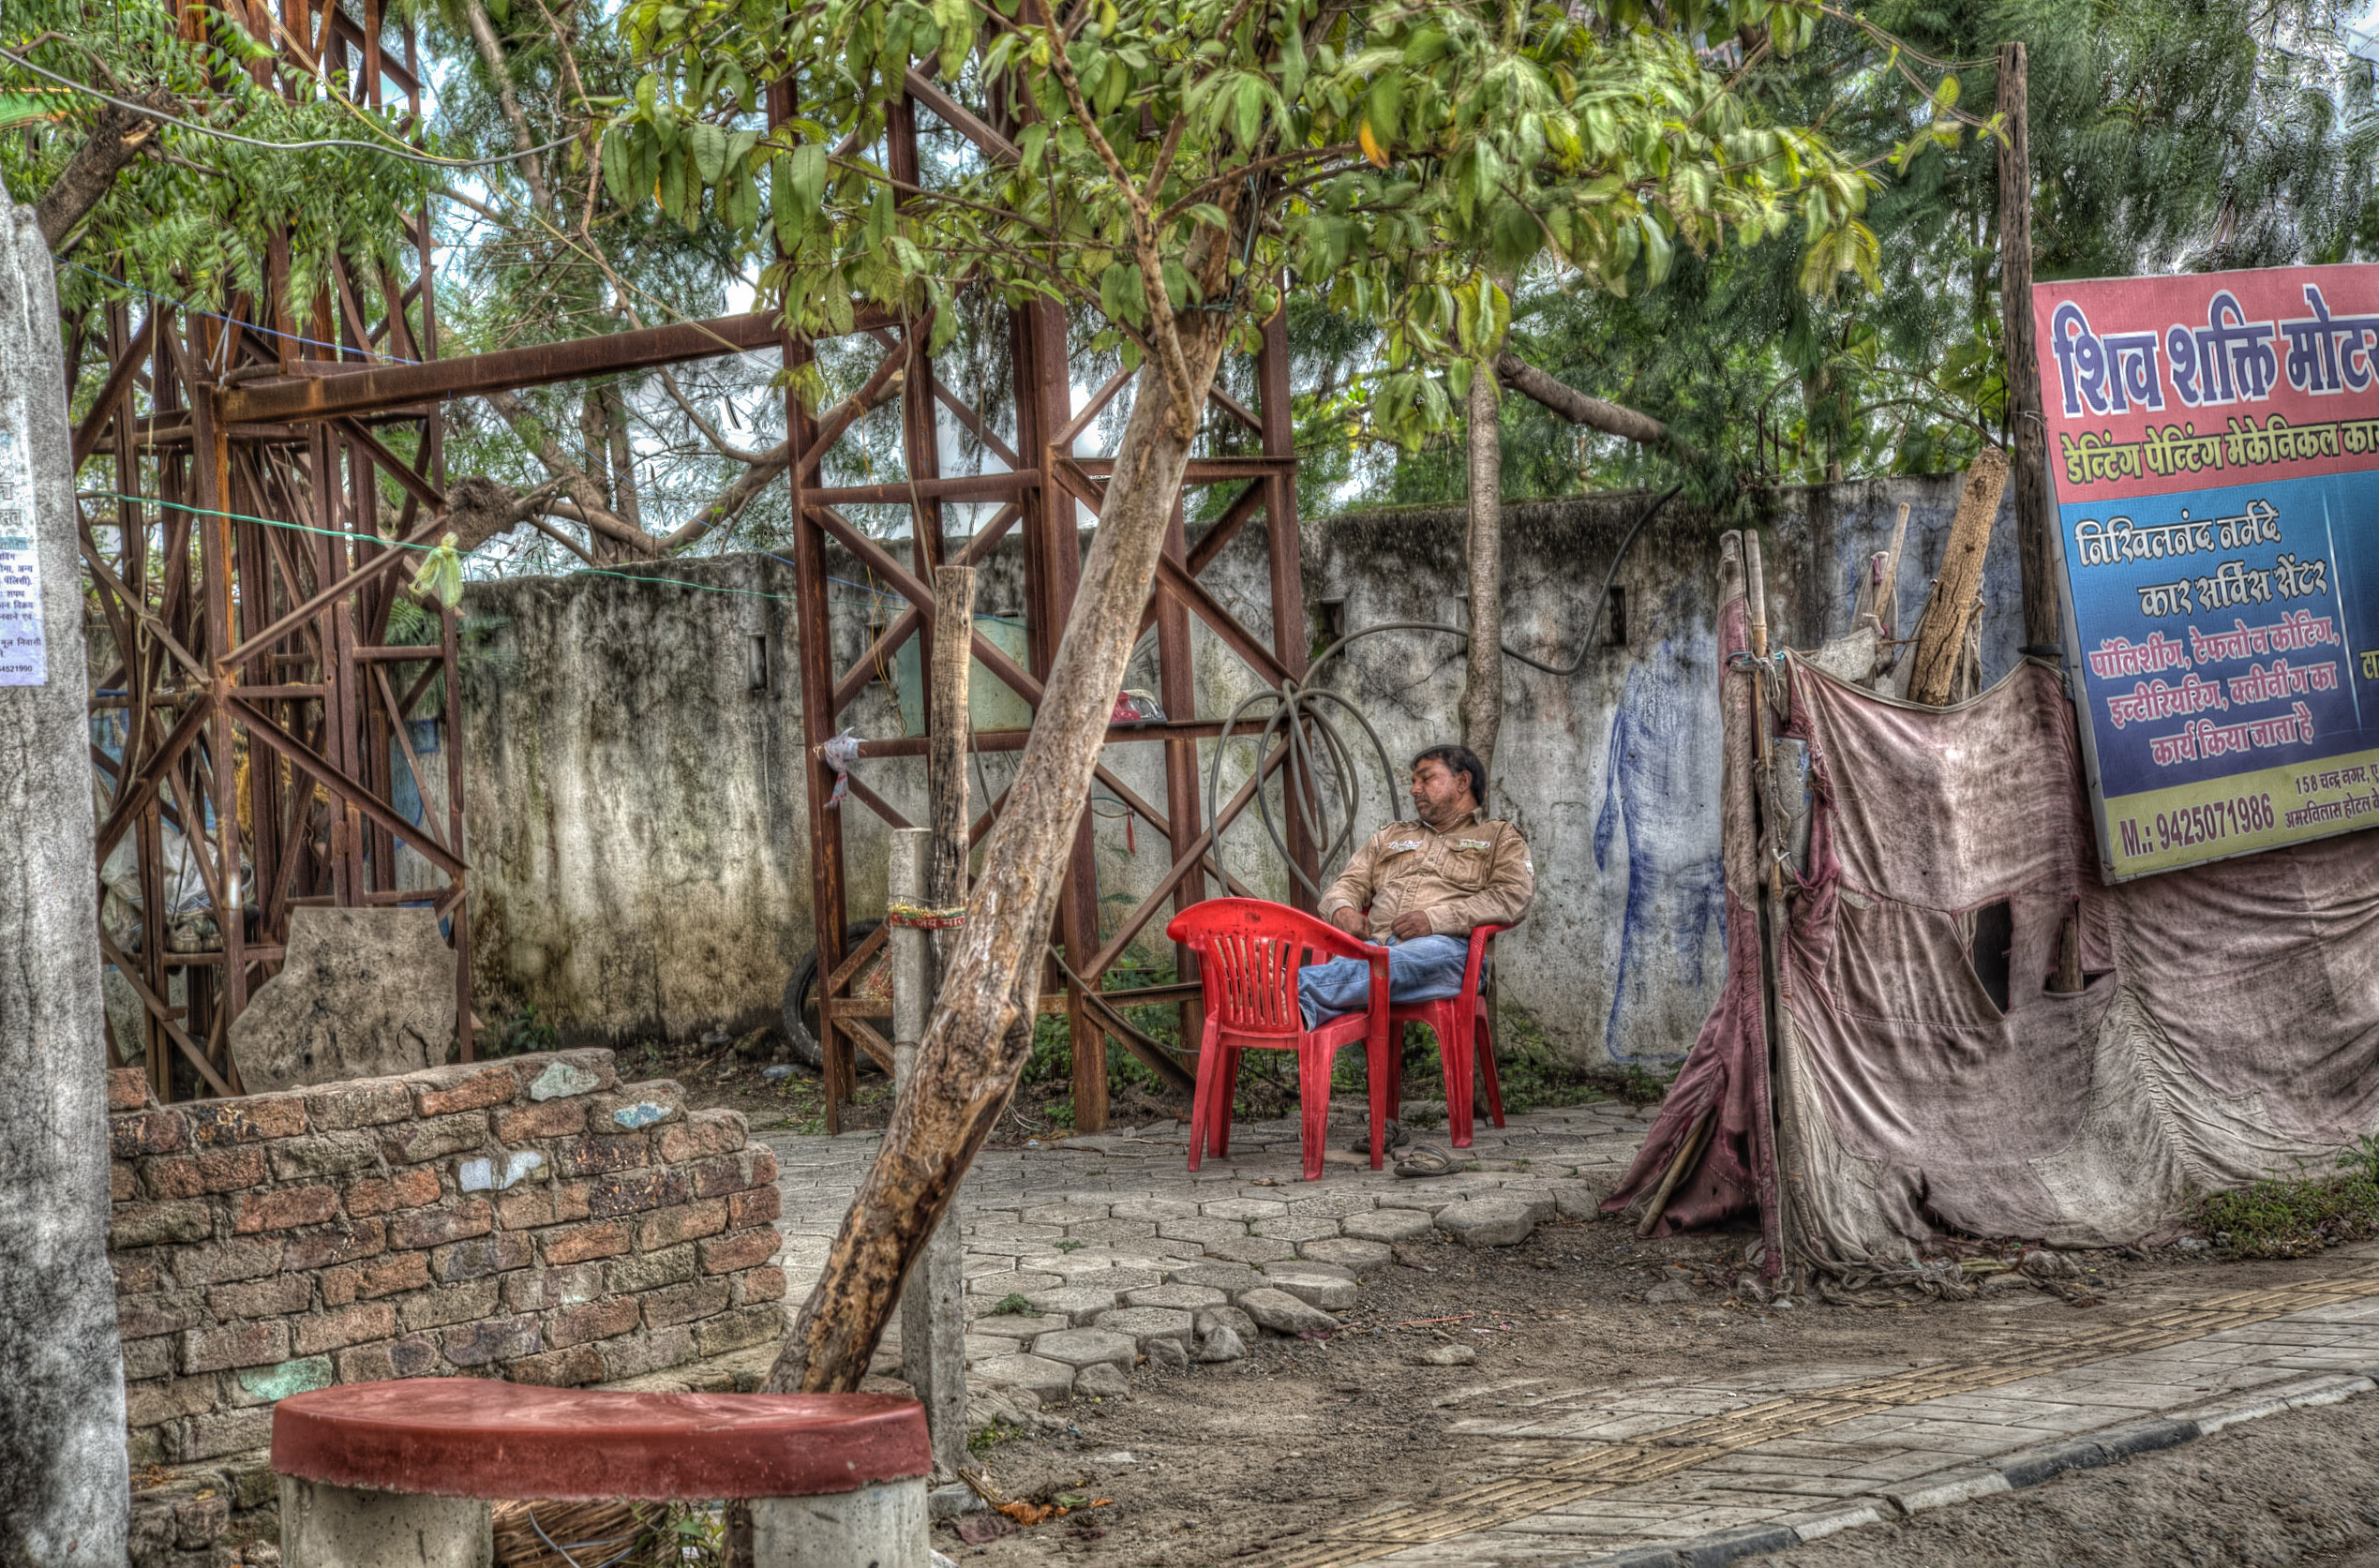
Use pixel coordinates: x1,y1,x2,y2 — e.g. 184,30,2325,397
1412,744,1488,810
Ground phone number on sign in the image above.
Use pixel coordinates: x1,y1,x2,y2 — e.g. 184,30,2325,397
2116,793,2277,859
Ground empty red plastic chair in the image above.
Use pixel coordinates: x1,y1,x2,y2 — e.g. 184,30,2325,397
1386,923,1508,1149
1165,898,1395,1181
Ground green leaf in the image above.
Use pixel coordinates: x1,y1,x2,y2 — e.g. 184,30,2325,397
602,127,637,208
787,142,828,213
1099,260,1145,323
691,121,728,185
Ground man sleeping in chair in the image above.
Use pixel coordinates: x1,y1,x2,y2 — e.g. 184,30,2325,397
1298,744,1534,1036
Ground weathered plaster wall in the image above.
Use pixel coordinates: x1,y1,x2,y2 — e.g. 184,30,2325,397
459,476,2020,1068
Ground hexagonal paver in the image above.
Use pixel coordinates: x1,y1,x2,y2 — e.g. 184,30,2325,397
1022,1202,1115,1226
1253,1217,1340,1245
1022,1285,1121,1324
1162,1261,1266,1294
1029,1327,1139,1369
1200,1197,1289,1222
1066,1218,1159,1245
1120,1282,1227,1312
972,1352,1076,1405
1261,1262,1358,1310
1300,1236,1392,1271
1432,1196,1538,1247
965,1270,1063,1299
1094,1307,1197,1349
965,1311,1071,1341
1156,1217,1248,1247
1110,1196,1203,1222
1238,1288,1339,1336
1341,1208,1433,1244
1197,1234,1299,1265
1285,1191,1378,1218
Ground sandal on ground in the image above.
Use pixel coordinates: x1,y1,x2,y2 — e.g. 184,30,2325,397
1395,1144,1459,1178
1347,1119,1412,1156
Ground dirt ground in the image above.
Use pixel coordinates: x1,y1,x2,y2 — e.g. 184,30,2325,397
640,1044,2379,1567
923,1221,2371,1567
1743,1384,2379,1568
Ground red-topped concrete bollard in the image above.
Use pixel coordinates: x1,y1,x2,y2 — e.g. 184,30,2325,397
272,1380,931,1567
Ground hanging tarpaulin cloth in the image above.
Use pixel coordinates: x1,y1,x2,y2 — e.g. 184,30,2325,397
2036,262,2379,880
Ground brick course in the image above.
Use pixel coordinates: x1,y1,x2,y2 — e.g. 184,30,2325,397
107,1049,781,1467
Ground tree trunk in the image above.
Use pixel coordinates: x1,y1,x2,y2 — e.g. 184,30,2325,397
1905,445,2011,705
764,333,1227,1396
35,94,168,251
1459,357,1503,782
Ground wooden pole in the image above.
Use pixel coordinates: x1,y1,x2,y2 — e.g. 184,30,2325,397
898,565,975,1479
1998,42,2059,657
890,831,965,1479
1905,446,2012,706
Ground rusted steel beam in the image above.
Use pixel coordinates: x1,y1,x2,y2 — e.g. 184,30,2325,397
1068,455,1294,481
220,307,890,423
802,470,1037,507
71,311,157,465
227,694,467,879
845,718,1227,758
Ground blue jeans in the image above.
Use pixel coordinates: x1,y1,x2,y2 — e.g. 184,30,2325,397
1297,933,1472,1029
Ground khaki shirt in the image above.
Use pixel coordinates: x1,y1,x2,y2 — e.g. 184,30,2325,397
1317,811,1534,942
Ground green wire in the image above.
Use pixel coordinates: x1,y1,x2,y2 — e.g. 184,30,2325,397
88,491,798,604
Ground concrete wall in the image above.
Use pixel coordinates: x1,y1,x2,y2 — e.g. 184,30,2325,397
458,476,2022,1068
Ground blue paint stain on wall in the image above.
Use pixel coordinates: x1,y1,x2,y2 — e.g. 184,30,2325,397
1593,586,1727,1063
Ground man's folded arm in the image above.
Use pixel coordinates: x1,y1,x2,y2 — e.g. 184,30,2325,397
1426,831,1535,936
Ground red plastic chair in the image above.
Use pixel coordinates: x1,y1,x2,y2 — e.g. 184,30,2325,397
1385,923,1509,1149
1165,898,1395,1181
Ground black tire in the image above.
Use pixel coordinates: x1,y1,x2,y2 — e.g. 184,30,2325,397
782,920,885,1074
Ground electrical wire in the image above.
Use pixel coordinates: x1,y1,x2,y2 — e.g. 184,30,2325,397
0,46,579,170
60,260,422,364
1199,485,1683,897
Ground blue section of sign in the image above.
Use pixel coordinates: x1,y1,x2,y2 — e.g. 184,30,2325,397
2061,471,2378,801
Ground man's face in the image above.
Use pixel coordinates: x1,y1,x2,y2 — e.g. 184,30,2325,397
1410,758,1475,823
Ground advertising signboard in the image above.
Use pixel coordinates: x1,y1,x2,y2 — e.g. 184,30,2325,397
2034,263,2379,878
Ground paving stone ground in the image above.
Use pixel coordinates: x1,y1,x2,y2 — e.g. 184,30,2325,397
759,1098,1653,1404
759,1106,2379,1568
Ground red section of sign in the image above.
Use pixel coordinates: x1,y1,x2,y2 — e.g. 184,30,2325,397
2032,263,2379,500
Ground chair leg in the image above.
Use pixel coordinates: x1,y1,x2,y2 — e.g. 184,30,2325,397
1367,1035,1393,1171
1187,1021,1221,1171
1213,1046,1242,1158
1297,1044,1332,1182
1440,1015,1475,1150
1476,1002,1505,1129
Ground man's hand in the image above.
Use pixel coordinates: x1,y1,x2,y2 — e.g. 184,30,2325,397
1328,906,1366,936
1390,910,1435,941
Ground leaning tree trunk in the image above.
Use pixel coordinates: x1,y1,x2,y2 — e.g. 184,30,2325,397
1459,355,1503,782
765,326,1230,1396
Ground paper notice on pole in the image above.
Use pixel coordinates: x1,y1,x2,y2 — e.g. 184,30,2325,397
0,396,46,686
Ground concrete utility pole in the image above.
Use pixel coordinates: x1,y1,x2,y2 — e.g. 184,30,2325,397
0,182,130,1563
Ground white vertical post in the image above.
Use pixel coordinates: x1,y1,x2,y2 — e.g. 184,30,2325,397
0,181,129,1562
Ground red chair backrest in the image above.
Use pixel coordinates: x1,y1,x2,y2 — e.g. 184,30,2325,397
1164,899,1376,1040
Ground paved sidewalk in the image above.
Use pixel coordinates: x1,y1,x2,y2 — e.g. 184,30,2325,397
760,1099,1659,1396
762,1106,2379,1568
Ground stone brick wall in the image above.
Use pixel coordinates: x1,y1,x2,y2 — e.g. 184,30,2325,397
106,1050,785,1467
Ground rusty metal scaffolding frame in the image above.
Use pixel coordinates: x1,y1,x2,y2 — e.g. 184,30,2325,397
73,0,474,1100
69,18,1319,1130
769,82,1321,1134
